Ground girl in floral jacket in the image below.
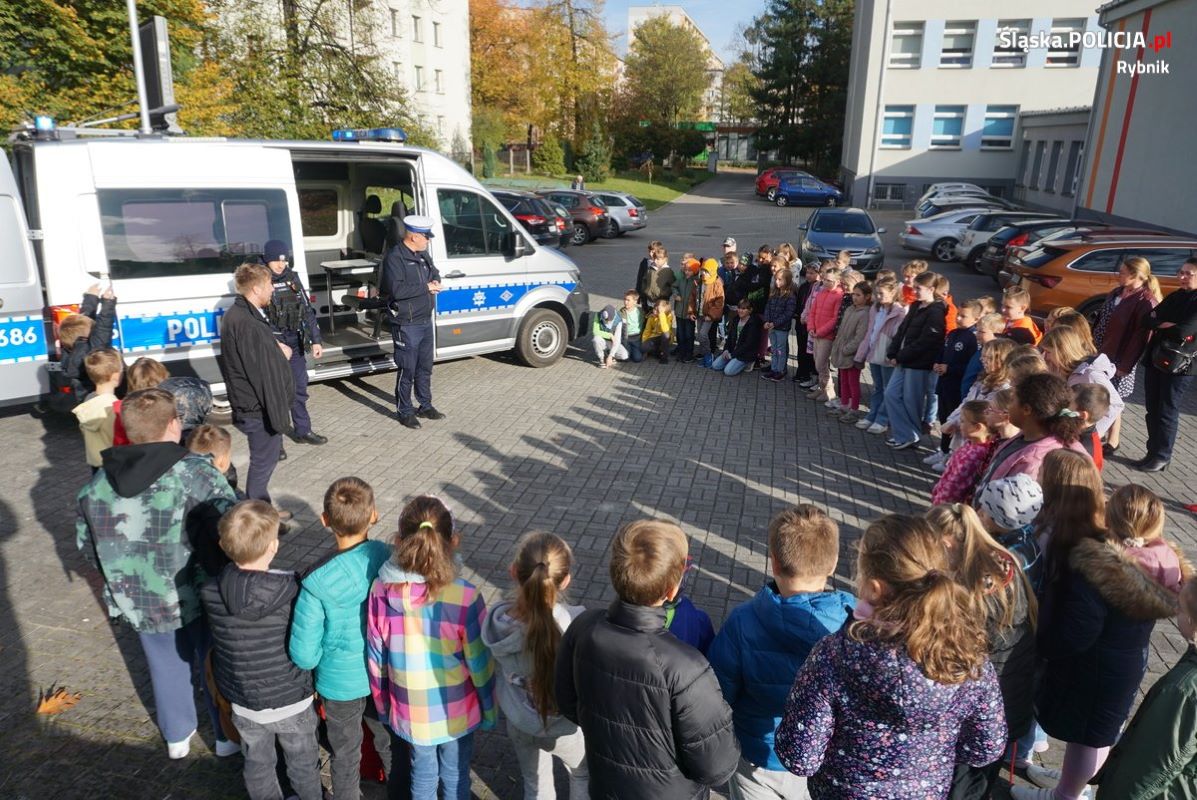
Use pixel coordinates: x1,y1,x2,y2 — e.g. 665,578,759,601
775,514,1006,799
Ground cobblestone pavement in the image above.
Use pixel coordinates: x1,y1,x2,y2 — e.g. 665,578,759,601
2,172,1194,799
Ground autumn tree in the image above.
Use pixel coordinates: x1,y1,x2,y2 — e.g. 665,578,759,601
470,0,534,137
721,59,759,125
623,16,712,126
535,0,614,149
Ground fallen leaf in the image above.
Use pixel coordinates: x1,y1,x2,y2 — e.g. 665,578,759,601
37,685,81,715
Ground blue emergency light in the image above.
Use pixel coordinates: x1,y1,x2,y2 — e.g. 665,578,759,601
331,127,408,143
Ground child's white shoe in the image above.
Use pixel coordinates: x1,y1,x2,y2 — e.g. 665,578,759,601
215,738,241,757
1025,764,1062,788
867,423,887,435
931,461,946,474
855,417,873,429
824,398,840,409
922,451,944,465
166,730,195,760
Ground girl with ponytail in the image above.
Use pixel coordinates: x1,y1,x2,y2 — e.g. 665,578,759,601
367,496,496,800
480,532,588,799
775,514,1006,799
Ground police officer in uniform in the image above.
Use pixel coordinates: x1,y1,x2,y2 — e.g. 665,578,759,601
380,216,444,429
262,240,327,449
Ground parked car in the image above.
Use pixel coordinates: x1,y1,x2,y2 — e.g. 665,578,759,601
545,200,572,248
1001,235,1197,323
976,219,1115,279
535,189,610,245
953,211,1064,270
916,193,1017,219
916,182,986,204
799,207,886,275
492,189,564,248
593,190,648,237
756,168,811,201
899,207,995,262
774,176,843,207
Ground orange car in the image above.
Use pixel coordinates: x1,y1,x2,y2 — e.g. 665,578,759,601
999,234,1197,321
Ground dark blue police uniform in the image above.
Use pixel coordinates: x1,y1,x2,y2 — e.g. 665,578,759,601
380,220,442,425
262,240,323,442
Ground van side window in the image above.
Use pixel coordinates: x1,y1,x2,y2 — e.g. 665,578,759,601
98,188,290,279
437,189,513,257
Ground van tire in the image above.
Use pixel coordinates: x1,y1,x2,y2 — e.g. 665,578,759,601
516,308,568,368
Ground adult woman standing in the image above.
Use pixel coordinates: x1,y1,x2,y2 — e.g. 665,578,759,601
1137,258,1197,472
1092,256,1160,454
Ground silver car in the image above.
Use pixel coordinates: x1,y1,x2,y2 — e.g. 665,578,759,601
899,207,993,262
799,207,887,274
594,191,647,237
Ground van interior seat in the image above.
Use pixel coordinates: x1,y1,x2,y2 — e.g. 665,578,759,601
358,194,385,254
383,200,408,253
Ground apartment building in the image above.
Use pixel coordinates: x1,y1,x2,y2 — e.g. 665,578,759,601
627,5,725,122
1073,0,1196,235
840,2,1100,208
377,0,472,155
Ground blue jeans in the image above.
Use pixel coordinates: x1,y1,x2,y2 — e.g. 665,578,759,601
711,353,749,376
625,336,644,363
769,329,789,374
410,732,474,800
676,317,696,359
884,366,935,444
866,363,894,426
924,372,939,425
137,618,224,744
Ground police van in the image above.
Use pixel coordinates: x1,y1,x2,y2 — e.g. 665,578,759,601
0,125,589,408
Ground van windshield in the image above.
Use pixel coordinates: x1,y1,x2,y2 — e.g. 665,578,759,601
99,188,290,279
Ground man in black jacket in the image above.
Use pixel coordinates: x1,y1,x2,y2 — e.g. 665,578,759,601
202,501,321,800
555,520,739,799
380,215,444,429
218,264,294,507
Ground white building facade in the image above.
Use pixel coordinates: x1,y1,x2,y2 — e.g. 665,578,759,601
375,0,472,156
1012,107,1091,216
626,4,724,121
841,2,1101,208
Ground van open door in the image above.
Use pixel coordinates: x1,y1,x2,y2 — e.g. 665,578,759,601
0,155,49,407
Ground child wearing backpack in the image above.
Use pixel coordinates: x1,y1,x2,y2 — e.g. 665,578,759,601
481,532,588,799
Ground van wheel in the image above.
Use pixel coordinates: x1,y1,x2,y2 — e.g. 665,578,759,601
516,308,568,367
932,238,957,262
571,223,590,246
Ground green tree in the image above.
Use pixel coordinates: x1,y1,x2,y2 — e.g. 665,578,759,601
721,59,759,125
623,16,712,126
532,135,566,175
472,105,507,177
749,0,853,174
573,119,610,182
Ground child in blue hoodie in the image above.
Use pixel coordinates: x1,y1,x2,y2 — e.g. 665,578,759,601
289,477,393,800
929,299,981,470
708,505,855,799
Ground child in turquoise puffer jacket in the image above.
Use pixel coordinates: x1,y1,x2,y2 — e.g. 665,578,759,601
290,477,392,800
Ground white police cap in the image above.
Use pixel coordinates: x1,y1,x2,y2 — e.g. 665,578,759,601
404,215,436,238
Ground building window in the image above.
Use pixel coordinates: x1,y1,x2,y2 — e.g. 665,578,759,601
433,21,442,47
414,65,424,91
940,21,976,68
881,106,914,148
1045,141,1064,192
1017,141,1032,186
1029,141,1047,188
392,61,402,80
875,183,905,201
1047,19,1085,67
1064,141,1083,197
931,105,965,148
390,9,400,38
890,22,923,68
437,116,445,135
992,19,1030,67
412,15,423,43
981,106,1018,149
434,69,444,94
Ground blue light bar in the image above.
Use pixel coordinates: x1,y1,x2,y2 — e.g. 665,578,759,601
331,127,408,143
34,115,56,133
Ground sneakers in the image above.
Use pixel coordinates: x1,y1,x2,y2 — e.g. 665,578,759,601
867,423,888,435
1013,749,1036,770
931,461,946,474
416,406,446,420
922,451,945,466
824,398,841,409
855,417,873,430
215,738,241,758
167,730,196,760
811,393,829,403
768,372,785,383
839,410,861,423
743,360,754,372
1026,764,1062,789
888,438,920,451
798,377,817,388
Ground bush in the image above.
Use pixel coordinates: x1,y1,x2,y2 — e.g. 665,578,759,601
482,147,497,178
532,136,566,176
574,121,611,182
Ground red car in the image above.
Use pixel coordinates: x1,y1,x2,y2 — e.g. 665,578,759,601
755,168,811,202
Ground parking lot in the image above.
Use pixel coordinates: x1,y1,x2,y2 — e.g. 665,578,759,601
1,172,1192,799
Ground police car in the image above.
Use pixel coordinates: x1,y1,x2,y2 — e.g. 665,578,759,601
0,124,589,407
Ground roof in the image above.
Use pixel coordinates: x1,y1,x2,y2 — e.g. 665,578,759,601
1019,106,1092,118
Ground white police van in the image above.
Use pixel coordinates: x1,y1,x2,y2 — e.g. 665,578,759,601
0,125,589,408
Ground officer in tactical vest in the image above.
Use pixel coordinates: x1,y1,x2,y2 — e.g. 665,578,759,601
262,240,327,448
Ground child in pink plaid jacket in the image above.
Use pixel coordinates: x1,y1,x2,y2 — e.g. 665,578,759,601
931,400,996,506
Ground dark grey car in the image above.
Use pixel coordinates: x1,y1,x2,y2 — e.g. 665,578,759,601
799,207,887,274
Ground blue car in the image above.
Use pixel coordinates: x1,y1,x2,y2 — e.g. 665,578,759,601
775,176,843,207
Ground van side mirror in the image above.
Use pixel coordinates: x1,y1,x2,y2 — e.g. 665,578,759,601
505,232,528,259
